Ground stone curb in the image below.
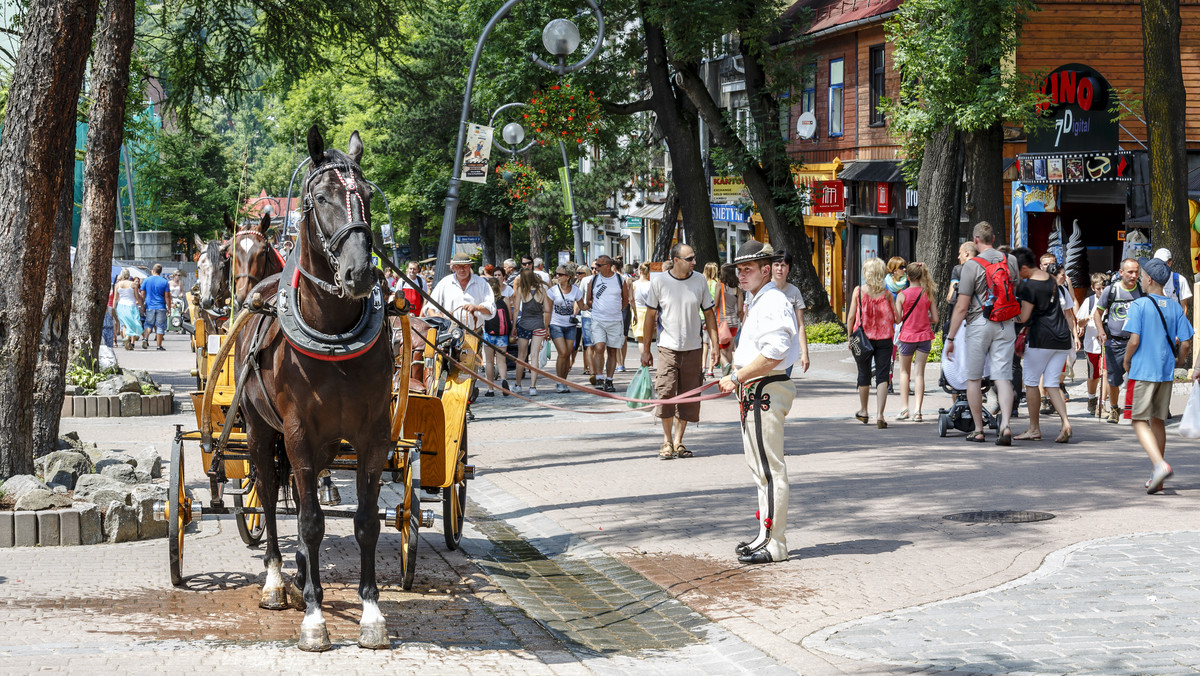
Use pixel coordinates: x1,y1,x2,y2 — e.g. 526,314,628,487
60,393,174,418
0,506,165,547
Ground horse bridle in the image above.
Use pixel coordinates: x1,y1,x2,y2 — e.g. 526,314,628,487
297,160,372,298
233,229,270,287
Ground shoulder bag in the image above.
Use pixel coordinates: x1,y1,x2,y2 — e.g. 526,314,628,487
717,286,733,347
897,288,923,334
848,287,875,360
1148,296,1181,362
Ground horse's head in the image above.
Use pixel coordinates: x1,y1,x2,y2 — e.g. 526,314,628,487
301,125,375,300
193,220,232,311
233,211,284,308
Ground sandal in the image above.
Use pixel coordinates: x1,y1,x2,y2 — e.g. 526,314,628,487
674,444,693,458
658,443,676,460
913,413,923,422
1013,430,1042,441
966,430,986,443
895,409,910,421
1054,428,1072,444
855,412,870,424
996,427,1012,446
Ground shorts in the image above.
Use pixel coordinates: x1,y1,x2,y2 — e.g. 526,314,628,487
1022,346,1069,387
590,319,625,348
581,316,592,347
482,333,508,349
897,339,932,356
515,325,547,340
855,338,893,387
654,347,703,421
1085,351,1101,379
963,317,1015,381
1104,339,1128,387
1130,379,1172,421
145,308,168,334
549,324,577,343
622,306,632,336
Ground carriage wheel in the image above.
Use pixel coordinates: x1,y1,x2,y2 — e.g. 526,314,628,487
443,428,467,551
397,452,420,590
234,466,264,546
168,438,187,587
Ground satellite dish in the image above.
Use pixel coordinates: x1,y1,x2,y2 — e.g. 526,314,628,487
797,112,817,140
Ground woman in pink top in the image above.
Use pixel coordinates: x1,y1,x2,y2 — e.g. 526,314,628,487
848,258,901,428
893,263,939,422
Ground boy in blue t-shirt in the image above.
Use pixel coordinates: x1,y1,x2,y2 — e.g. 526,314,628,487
1123,257,1194,493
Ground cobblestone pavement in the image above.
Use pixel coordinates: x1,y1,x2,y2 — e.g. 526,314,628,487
809,531,1200,675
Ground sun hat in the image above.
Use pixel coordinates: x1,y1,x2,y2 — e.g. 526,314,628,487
733,240,780,264
449,253,473,266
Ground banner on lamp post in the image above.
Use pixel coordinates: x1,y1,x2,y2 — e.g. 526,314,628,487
559,167,574,214
460,124,494,184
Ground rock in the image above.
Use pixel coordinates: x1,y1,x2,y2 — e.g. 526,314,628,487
94,373,141,396
14,488,73,511
118,391,141,417
35,450,93,490
59,431,82,448
1176,368,1190,382
95,451,137,474
132,484,168,540
127,369,156,387
102,501,139,543
133,470,152,484
130,446,162,479
52,485,67,494
64,384,81,396
1,475,50,503
73,474,132,507
75,502,103,545
100,463,138,484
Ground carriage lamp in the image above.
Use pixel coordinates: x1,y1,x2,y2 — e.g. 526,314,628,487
502,122,525,146
542,18,581,56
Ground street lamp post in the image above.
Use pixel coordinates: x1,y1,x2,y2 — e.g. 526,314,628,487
434,0,604,281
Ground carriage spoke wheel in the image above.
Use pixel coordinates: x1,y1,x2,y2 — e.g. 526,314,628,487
443,427,467,551
168,439,187,587
234,465,264,546
397,452,420,590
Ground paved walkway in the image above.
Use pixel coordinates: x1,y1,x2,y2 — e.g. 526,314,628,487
9,332,1200,674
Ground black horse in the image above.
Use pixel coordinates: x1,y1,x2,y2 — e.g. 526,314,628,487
236,126,393,651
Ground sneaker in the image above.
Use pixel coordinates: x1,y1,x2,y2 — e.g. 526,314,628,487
156,346,165,351
616,365,626,373
604,380,617,392
529,387,538,396
1147,462,1173,494
512,384,523,394
141,338,149,349
484,390,495,397
1040,397,1053,414
1106,408,1120,424
1087,398,1097,416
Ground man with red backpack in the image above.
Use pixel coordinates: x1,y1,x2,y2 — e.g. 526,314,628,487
945,222,1020,445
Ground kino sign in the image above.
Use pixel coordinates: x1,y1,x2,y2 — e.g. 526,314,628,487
1028,63,1118,154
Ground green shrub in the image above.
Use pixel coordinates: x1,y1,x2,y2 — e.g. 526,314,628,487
140,382,159,395
928,332,944,363
806,322,847,344
65,360,120,395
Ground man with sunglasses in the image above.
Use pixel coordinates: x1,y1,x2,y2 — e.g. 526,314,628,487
642,243,718,460
582,255,630,392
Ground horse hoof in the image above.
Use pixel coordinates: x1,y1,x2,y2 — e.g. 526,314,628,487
358,621,389,649
298,624,331,652
286,581,305,612
260,588,288,610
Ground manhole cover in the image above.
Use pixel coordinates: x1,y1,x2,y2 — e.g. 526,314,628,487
943,510,1055,523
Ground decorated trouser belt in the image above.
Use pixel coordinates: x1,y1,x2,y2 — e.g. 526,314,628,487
737,371,790,401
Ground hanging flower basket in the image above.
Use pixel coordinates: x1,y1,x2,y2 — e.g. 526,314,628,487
495,159,545,204
525,81,603,145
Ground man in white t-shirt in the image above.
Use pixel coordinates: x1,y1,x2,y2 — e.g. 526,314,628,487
1154,248,1192,316
426,253,496,328
582,255,630,392
641,244,718,459
533,257,551,284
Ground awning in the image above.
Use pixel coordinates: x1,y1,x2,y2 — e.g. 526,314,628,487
838,160,903,184
629,203,665,221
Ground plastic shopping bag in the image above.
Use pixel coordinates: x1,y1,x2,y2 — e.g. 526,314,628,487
539,339,551,368
626,366,653,409
1180,383,1200,439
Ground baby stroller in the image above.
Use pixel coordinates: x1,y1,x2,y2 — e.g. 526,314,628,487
937,334,999,437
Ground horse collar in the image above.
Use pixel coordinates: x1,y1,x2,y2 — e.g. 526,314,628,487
276,254,385,362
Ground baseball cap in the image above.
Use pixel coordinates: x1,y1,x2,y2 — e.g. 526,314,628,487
1138,256,1172,285
1154,248,1172,262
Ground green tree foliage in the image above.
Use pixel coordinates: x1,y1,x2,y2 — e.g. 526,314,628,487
138,128,237,243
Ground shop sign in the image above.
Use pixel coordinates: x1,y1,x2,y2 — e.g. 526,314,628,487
1021,184,1059,212
810,180,844,213
876,183,891,214
626,216,643,231
711,176,749,201
454,235,481,243
1027,64,1118,153
1018,151,1131,184
711,203,751,222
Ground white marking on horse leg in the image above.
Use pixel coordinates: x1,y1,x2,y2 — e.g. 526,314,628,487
302,606,326,630
264,559,284,591
361,599,384,626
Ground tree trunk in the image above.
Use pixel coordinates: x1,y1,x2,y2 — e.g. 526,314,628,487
0,0,99,481
67,0,136,368
478,213,495,267
915,125,963,309
33,136,76,458
407,211,425,261
652,182,680,261
642,15,718,266
1142,0,1190,275
495,219,512,264
962,123,1004,234
528,218,545,262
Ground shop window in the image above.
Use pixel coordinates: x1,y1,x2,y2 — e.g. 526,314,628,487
869,45,885,126
829,59,844,137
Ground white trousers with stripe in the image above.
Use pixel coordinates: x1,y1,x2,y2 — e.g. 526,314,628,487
738,372,795,561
